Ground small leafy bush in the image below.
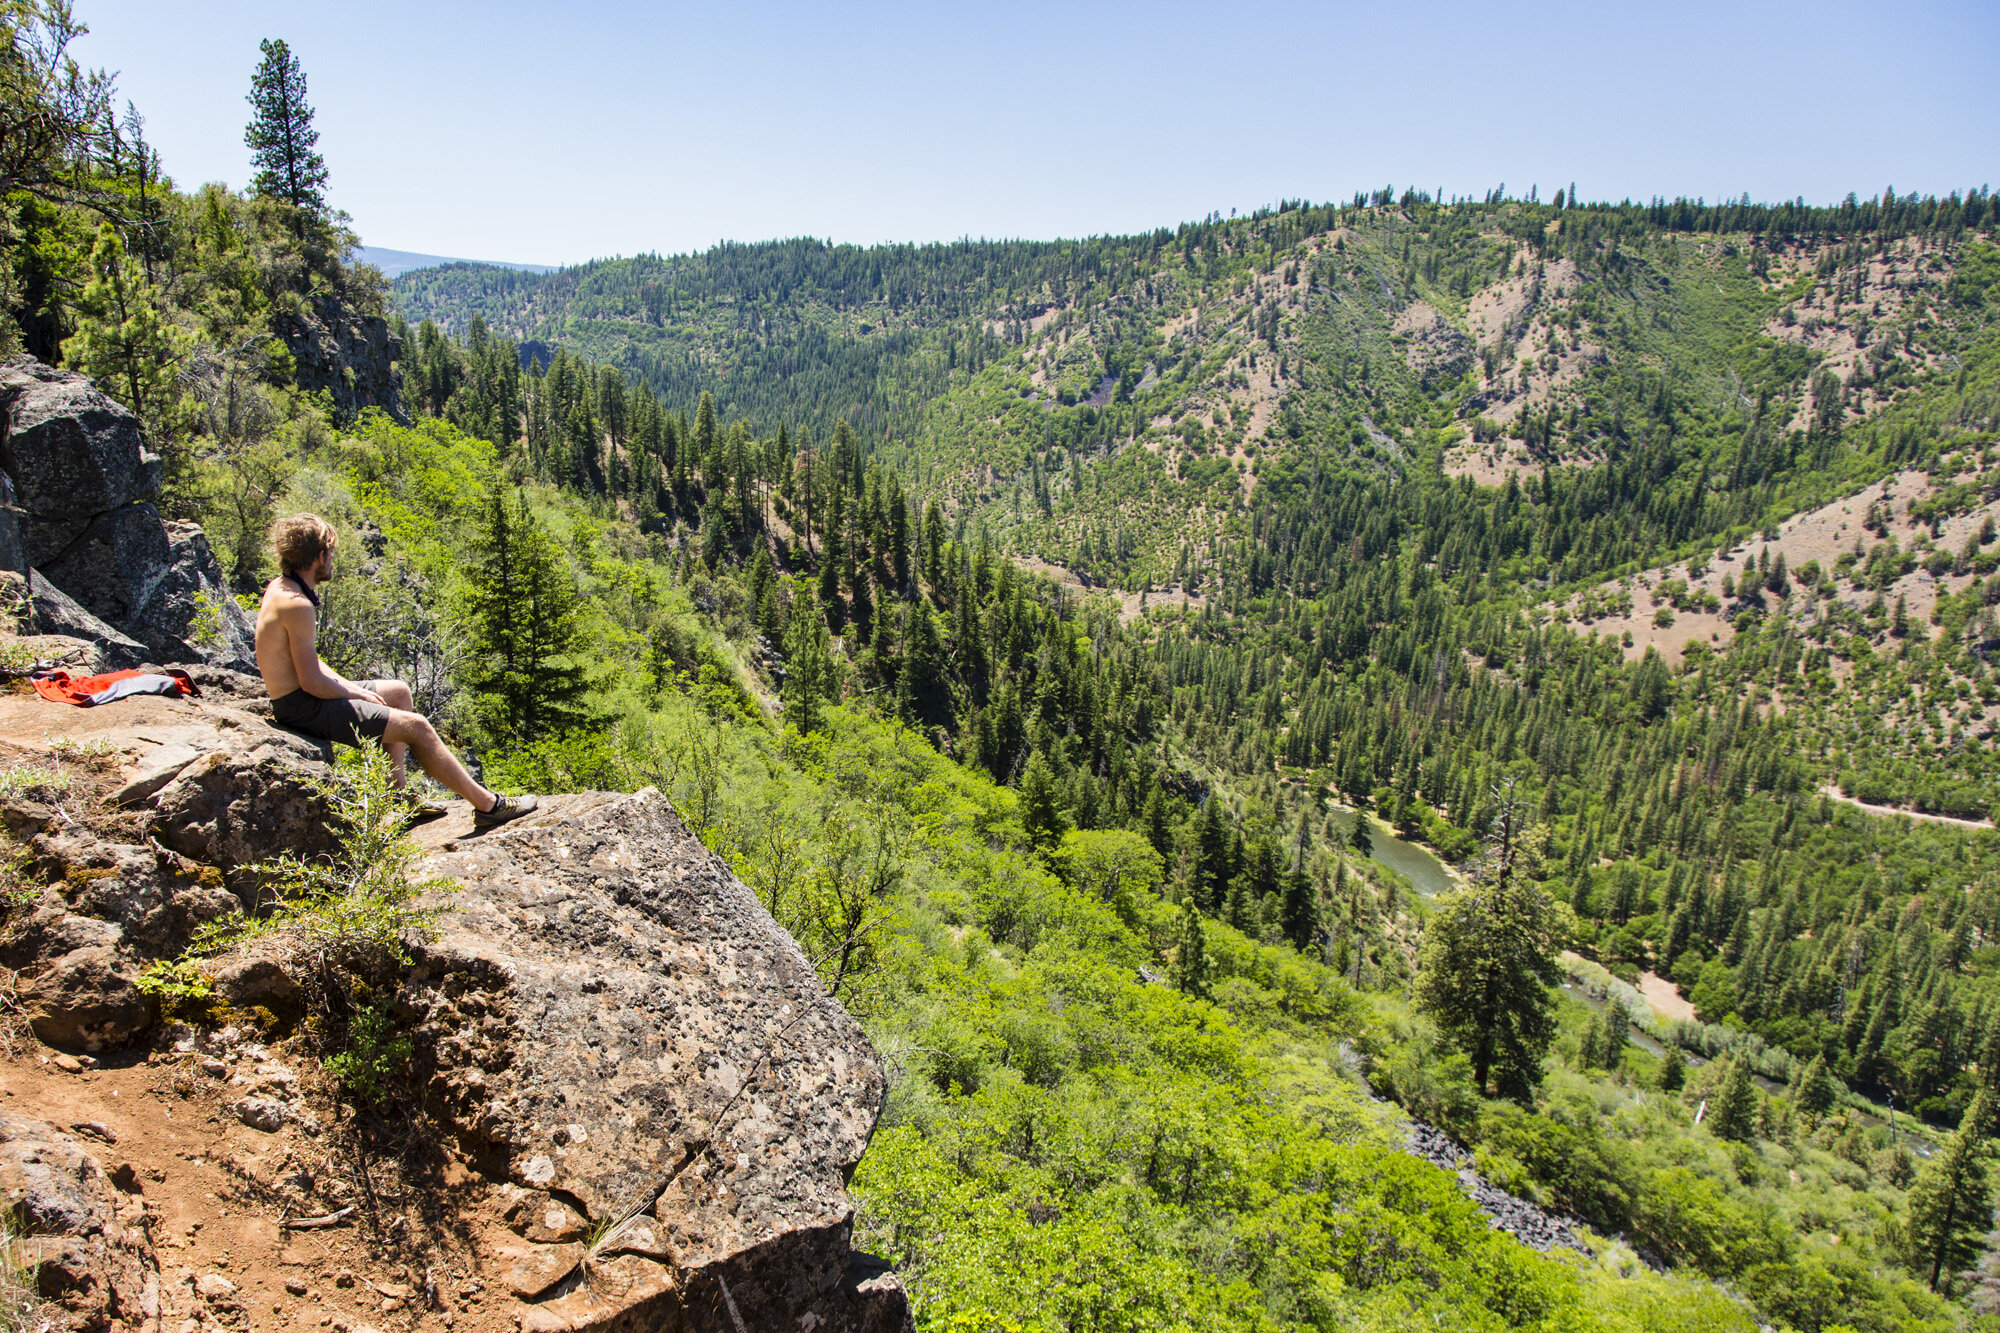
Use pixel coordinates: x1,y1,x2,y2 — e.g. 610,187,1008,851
322,996,414,1105
195,740,453,979
135,957,215,1009
189,589,228,652
150,741,451,1100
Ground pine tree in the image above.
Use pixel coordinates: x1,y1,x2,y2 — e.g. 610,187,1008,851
243,38,328,212
1348,812,1374,858
466,490,591,743
1193,799,1229,910
1412,808,1560,1099
896,603,949,733
1140,782,1170,855
1280,862,1319,952
817,488,846,629
1602,1000,1629,1060
1569,867,1594,917
1794,1053,1837,1125
694,391,718,478
1577,1016,1605,1070
781,579,832,738
61,223,180,444
1708,1058,1759,1142
1902,1091,1996,1293
1018,752,1070,851
1656,1044,1687,1092
1169,898,1211,999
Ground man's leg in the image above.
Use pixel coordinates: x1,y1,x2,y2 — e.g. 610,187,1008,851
363,680,415,786
381,711,497,813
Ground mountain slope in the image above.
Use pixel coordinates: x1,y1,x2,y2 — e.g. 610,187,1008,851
390,194,1999,594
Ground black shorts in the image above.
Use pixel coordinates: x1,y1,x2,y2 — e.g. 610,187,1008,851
271,688,395,748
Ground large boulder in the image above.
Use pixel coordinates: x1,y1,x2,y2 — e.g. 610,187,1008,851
0,355,255,669
19,569,148,668
0,905,122,971
16,827,230,961
38,500,176,630
407,789,909,1333
0,1112,159,1333
33,503,253,668
160,521,257,665
149,728,336,878
18,945,151,1048
0,357,159,547
0,483,23,572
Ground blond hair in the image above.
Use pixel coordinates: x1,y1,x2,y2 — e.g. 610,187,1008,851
270,513,338,577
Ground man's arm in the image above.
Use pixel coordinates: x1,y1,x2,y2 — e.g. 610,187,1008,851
280,600,384,703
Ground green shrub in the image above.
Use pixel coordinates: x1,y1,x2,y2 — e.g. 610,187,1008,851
1631,1166,1791,1276
192,740,453,980
152,741,450,1101
322,997,414,1105
135,956,215,1010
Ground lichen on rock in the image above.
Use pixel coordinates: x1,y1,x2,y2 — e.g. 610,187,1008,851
406,787,909,1332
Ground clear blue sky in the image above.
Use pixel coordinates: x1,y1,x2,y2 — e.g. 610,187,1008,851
74,0,1997,267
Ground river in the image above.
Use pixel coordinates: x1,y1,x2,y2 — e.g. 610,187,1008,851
1322,806,1460,899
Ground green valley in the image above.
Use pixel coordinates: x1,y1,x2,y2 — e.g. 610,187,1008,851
5,4,2000,1330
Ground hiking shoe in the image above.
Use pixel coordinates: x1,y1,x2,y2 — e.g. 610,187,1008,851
397,793,450,825
472,793,539,831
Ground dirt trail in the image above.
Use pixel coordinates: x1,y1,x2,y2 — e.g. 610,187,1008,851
3,1027,521,1333
1817,784,1994,830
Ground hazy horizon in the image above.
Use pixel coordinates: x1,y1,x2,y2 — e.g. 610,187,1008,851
74,0,1998,267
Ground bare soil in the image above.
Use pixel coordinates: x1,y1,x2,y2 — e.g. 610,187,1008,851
1012,554,1206,624
3,1032,522,1333
1559,467,2000,665
1760,236,1958,432
1637,971,1696,1024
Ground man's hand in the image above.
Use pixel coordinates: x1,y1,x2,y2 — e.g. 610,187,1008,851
352,686,386,706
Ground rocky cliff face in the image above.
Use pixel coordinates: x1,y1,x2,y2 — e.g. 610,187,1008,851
0,687,910,1333
405,789,902,1332
0,357,254,669
273,294,407,426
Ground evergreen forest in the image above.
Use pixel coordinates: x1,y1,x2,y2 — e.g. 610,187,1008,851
7,4,2000,1329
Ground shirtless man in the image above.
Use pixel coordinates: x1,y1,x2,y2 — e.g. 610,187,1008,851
254,513,536,830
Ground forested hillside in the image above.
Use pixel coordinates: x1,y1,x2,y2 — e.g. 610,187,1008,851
9,2,2000,1328
382,191,2000,1326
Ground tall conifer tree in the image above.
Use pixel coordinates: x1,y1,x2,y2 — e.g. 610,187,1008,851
243,38,327,212
1902,1090,1996,1293
1412,803,1560,1099
467,490,591,742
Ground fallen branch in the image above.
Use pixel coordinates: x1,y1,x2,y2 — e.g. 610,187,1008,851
281,1205,355,1230
0,647,82,681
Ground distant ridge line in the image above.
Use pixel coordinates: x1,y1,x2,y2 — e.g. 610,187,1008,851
356,245,556,279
